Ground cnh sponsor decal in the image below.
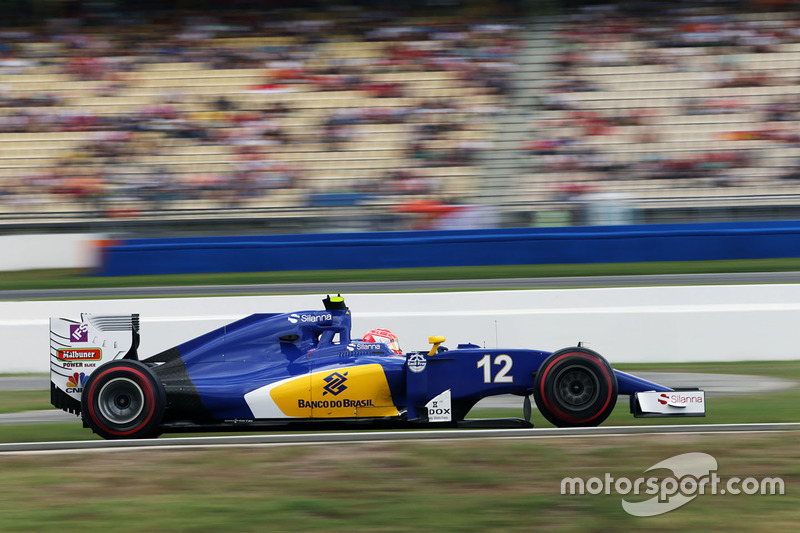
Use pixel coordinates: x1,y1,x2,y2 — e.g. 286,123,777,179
561,452,785,517
57,348,102,361
66,372,87,393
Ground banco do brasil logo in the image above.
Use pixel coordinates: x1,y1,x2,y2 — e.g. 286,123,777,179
323,372,348,396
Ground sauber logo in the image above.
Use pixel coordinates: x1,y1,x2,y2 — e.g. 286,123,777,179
288,313,332,324
322,372,348,396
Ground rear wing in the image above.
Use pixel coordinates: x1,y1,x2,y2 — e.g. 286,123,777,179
50,314,139,415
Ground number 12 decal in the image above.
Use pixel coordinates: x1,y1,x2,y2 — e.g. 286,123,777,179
477,354,514,383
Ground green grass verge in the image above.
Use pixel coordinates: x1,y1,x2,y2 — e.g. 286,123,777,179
0,390,50,415
0,423,96,443
4,257,800,291
0,434,797,532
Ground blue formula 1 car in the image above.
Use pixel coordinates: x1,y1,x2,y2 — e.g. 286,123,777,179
49,296,705,439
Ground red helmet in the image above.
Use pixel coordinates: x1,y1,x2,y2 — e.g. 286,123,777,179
363,328,402,355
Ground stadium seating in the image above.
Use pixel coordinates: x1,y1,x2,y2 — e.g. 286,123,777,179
2,5,800,229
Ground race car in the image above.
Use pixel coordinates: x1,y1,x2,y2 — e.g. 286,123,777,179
49,295,705,439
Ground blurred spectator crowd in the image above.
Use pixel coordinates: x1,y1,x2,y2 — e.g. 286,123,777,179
4,1,800,229
526,0,800,207
0,6,517,223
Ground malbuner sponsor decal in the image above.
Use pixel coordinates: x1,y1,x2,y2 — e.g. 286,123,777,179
57,348,102,361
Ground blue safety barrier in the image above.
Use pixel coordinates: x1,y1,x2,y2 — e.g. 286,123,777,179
96,221,800,276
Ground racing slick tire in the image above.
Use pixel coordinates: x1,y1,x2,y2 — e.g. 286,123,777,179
81,360,166,440
533,347,618,428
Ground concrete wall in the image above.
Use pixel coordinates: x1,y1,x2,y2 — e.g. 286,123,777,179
0,234,102,271
3,286,799,373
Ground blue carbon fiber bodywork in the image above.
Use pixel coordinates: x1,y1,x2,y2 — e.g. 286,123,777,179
143,301,673,423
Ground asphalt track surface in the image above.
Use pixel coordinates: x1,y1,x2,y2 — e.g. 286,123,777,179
4,271,800,300
3,424,800,455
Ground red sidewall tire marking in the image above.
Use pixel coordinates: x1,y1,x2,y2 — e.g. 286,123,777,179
86,366,156,437
538,352,614,424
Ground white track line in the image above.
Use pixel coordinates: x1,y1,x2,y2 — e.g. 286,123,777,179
2,423,800,455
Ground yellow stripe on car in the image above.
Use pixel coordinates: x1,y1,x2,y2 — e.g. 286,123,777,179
270,364,398,418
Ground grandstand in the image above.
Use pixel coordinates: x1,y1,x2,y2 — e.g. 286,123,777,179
2,1,800,234
497,3,800,225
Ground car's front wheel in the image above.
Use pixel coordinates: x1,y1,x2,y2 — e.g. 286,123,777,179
533,347,618,427
81,360,165,439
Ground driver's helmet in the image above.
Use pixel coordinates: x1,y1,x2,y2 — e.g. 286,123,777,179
363,328,402,355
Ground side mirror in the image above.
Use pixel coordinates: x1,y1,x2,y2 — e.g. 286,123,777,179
428,336,446,356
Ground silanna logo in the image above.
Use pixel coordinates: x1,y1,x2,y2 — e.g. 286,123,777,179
66,372,87,393
288,313,333,324
323,372,348,396
658,392,703,407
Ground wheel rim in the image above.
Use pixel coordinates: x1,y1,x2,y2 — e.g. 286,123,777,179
554,366,599,408
97,377,145,425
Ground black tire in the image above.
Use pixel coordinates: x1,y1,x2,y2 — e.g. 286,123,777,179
533,347,618,428
81,360,166,439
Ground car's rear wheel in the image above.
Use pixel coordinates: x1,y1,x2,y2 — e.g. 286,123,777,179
81,360,165,439
533,347,618,427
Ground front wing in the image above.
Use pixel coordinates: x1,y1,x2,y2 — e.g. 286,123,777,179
631,390,706,418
